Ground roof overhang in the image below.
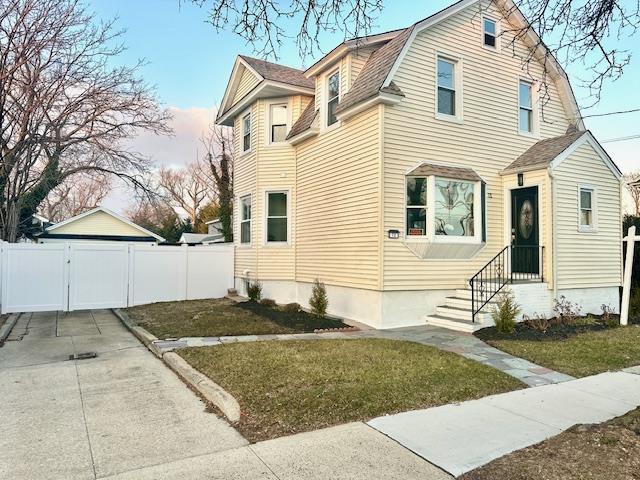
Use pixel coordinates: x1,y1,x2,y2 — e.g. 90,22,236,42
217,57,264,121
287,127,319,146
335,91,404,122
216,80,314,126
304,30,403,78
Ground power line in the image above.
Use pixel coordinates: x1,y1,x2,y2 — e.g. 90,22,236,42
601,134,640,144
582,108,640,119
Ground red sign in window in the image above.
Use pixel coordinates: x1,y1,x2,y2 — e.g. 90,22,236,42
408,228,424,236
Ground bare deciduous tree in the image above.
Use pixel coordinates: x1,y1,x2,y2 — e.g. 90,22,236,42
40,174,111,223
0,0,171,241
624,171,640,216
158,160,213,231
202,124,234,242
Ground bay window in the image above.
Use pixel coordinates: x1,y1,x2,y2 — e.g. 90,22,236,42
242,112,251,152
269,103,287,143
434,179,475,237
406,177,428,236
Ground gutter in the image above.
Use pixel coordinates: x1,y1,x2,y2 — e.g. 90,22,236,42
548,166,559,300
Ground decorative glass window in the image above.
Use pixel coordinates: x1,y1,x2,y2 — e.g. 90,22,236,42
483,18,497,47
406,178,428,236
437,58,456,116
240,195,251,244
435,179,475,237
519,81,533,133
242,112,251,152
327,71,340,126
267,192,288,242
270,104,287,143
579,187,595,229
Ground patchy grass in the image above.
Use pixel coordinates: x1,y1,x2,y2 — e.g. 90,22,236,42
126,298,347,339
461,407,640,480
179,339,523,442
478,324,640,378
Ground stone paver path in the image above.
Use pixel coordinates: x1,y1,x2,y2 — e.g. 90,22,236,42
152,324,574,387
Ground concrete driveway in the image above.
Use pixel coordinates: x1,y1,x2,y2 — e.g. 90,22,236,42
0,310,451,480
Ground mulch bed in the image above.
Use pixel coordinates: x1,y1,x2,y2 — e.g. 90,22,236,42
238,301,347,332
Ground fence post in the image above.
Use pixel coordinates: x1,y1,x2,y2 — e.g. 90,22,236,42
621,225,636,326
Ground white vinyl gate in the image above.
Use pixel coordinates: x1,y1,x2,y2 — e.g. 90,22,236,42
0,242,234,313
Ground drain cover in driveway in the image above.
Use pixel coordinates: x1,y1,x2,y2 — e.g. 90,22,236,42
69,352,97,360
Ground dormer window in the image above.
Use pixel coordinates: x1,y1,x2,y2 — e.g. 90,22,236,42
326,70,340,126
483,18,497,48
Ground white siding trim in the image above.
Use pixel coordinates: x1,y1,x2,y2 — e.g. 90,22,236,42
550,131,622,180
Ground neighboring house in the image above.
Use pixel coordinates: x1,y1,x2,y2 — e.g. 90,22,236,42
178,219,225,244
38,206,165,244
216,0,622,331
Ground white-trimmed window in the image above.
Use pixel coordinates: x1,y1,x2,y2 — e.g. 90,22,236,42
434,179,476,237
240,195,251,244
483,18,497,48
406,177,428,236
266,191,288,243
242,112,251,152
519,80,534,134
269,103,288,143
326,70,340,127
437,58,456,116
579,186,596,231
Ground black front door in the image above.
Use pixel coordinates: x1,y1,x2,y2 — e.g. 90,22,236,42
511,186,539,275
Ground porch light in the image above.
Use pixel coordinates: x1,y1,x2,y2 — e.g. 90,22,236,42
518,173,524,186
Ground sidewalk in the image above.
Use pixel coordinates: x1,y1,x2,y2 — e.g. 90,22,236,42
368,369,640,477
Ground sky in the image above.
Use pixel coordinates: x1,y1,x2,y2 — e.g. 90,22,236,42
88,0,640,212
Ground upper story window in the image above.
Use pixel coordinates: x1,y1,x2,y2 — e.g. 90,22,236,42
326,70,340,127
483,18,497,48
242,112,251,152
436,56,462,120
519,80,533,133
266,191,288,243
269,103,287,143
240,195,251,244
579,186,596,231
406,178,428,236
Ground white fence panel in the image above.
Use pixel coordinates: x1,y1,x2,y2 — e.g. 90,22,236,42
69,244,129,310
129,245,188,306
187,244,235,300
1,243,68,313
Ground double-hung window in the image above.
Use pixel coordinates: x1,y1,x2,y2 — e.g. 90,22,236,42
437,57,457,117
483,18,497,48
240,195,251,244
266,192,288,243
242,112,251,152
326,70,340,127
406,178,428,236
519,80,534,133
579,187,596,231
269,104,287,143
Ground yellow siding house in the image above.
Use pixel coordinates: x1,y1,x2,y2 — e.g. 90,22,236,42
216,0,623,331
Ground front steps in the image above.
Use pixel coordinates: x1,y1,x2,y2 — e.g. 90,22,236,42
425,286,497,333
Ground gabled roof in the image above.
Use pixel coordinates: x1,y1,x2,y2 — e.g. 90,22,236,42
502,130,622,180
239,55,314,89
45,206,166,242
286,100,318,140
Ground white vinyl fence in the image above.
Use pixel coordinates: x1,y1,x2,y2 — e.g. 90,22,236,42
0,242,234,313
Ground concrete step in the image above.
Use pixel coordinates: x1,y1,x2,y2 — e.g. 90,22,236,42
445,296,497,310
425,315,486,333
435,305,492,323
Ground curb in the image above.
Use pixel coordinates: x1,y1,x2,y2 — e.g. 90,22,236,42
112,308,241,424
163,352,241,423
0,313,20,346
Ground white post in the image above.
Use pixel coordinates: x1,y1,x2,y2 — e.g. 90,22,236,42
621,225,636,326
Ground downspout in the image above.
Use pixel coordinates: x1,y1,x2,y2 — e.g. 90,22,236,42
548,166,559,300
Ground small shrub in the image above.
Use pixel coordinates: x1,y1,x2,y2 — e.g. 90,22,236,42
574,315,596,327
309,279,329,318
553,295,582,326
523,313,550,333
601,304,619,329
491,290,521,334
283,302,301,314
247,281,262,302
260,298,276,308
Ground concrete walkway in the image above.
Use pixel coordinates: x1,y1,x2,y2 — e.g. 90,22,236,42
154,325,575,387
369,369,640,477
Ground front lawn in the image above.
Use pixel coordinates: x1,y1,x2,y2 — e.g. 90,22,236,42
461,407,640,480
477,322,640,378
179,339,523,442
126,298,347,339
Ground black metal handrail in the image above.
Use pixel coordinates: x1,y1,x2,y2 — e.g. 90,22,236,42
469,245,544,322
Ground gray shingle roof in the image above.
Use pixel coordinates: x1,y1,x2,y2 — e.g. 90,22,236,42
334,27,413,114
407,163,482,182
502,131,586,173
239,55,314,89
286,99,318,140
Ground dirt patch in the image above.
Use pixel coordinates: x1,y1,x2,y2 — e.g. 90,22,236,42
461,408,640,480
